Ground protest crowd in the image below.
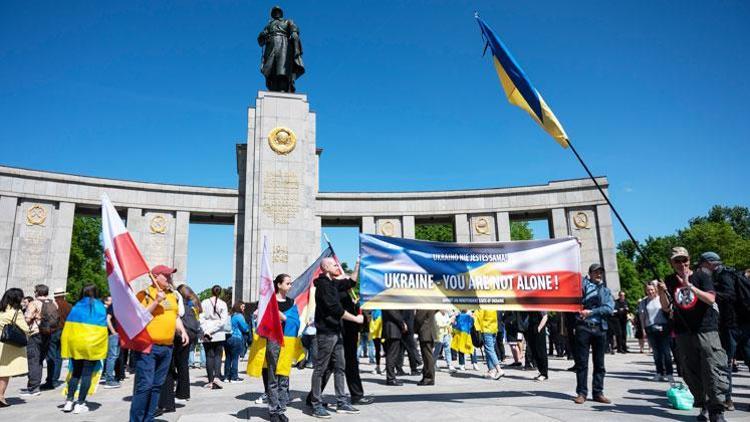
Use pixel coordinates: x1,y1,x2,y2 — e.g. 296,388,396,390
0,245,749,422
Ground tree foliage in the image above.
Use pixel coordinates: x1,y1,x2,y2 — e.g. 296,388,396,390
617,205,750,310
415,224,454,242
510,221,533,241
66,215,108,302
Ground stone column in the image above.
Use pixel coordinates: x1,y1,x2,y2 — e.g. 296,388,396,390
495,211,511,241
596,204,620,292
402,216,415,239
454,214,470,243
49,202,75,293
0,196,18,290
568,208,601,283
173,211,190,284
361,216,375,234
550,208,569,238
469,214,497,242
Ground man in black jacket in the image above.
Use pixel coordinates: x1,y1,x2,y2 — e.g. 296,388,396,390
397,310,423,375
309,257,364,419
382,310,407,386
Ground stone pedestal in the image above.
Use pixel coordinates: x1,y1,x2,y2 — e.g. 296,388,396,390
235,91,319,301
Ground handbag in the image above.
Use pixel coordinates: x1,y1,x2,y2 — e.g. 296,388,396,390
1,310,28,347
667,382,694,410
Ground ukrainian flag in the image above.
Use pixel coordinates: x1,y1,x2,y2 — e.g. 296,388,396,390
369,309,382,340
476,15,569,148
247,304,305,377
451,312,475,355
60,297,108,397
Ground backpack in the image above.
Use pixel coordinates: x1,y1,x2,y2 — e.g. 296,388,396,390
181,307,202,343
470,325,484,348
724,268,750,322
38,299,60,336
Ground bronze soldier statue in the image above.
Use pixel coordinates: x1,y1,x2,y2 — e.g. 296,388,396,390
258,6,305,93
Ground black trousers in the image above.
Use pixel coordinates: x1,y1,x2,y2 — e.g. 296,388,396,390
385,338,402,383
575,324,607,397
527,329,548,377
373,339,383,368
115,348,128,380
312,327,365,400
617,318,628,352
398,334,422,372
158,338,191,410
204,341,224,383
419,341,435,383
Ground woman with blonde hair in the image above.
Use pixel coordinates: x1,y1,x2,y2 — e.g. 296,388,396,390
0,288,29,408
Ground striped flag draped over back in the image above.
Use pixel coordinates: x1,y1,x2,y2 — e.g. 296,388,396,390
476,15,569,148
60,297,108,397
451,312,475,355
101,194,154,352
288,245,335,326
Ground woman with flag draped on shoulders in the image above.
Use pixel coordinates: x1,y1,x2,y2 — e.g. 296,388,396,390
247,273,303,422
60,284,108,414
451,310,478,371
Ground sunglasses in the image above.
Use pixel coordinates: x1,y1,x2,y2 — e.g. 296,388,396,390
672,257,689,264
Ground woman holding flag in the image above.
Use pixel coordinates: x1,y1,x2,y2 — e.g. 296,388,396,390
60,284,108,414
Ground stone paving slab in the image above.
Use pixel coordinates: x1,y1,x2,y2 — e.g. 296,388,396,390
2,344,748,421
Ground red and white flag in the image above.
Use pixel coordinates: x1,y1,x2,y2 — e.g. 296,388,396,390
256,236,284,345
101,194,154,352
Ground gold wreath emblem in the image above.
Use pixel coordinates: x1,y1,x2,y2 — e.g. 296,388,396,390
573,212,590,229
26,205,47,226
380,221,395,237
149,215,168,234
268,127,297,155
474,217,490,235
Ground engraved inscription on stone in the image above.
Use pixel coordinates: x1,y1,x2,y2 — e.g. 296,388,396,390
272,245,289,263
18,225,49,280
262,170,300,224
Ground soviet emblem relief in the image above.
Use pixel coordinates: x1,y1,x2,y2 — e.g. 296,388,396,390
380,221,395,237
268,127,297,155
474,217,491,235
573,212,590,229
149,215,168,234
26,205,47,226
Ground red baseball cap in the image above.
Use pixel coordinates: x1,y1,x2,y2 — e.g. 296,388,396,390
151,265,177,277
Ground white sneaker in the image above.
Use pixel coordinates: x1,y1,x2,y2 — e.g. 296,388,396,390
650,374,660,381
493,367,505,380
62,400,74,413
458,365,465,371
254,393,268,404
448,366,456,373
73,402,88,414
472,363,480,371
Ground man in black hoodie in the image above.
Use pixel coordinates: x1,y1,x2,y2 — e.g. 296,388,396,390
309,257,364,419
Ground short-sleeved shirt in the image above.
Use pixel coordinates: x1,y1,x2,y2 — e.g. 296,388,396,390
665,270,718,334
106,305,119,333
137,286,178,346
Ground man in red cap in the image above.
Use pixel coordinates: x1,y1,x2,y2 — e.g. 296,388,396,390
130,265,189,422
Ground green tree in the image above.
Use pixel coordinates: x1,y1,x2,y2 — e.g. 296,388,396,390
690,205,750,239
415,224,454,242
510,221,533,241
66,216,108,302
679,221,750,270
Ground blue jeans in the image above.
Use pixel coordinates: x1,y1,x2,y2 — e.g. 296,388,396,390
433,334,452,365
483,333,499,370
646,327,673,376
45,330,63,386
105,334,121,383
225,336,243,381
458,350,477,365
130,344,173,422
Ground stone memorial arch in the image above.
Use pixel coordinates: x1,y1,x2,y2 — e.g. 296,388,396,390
0,92,619,300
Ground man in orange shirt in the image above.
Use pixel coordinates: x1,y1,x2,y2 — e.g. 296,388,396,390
129,265,189,422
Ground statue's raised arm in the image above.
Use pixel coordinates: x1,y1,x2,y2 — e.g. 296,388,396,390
258,6,305,93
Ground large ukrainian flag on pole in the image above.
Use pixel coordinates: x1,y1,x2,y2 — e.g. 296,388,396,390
476,15,569,148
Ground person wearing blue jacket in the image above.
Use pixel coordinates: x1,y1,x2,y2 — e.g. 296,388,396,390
225,302,250,383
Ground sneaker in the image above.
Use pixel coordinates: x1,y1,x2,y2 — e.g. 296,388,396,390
103,381,121,389
493,368,505,380
458,365,465,371
62,400,74,413
448,366,456,373
697,407,709,422
255,393,268,404
20,390,41,397
312,406,332,419
73,402,89,414
336,403,360,414
651,375,661,381
723,399,735,411
472,363,480,371
484,370,495,379
229,379,244,384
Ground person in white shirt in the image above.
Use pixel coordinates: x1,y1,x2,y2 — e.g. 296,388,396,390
199,285,229,389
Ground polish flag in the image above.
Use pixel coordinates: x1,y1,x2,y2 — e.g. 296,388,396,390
101,194,154,352
256,236,284,346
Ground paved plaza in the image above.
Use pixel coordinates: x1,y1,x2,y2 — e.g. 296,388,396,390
2,341,748,421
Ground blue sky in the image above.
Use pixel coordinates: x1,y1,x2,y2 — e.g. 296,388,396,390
2,1,749,293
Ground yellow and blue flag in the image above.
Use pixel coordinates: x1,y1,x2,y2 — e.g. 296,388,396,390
60,297,108,397
451,312,475,355
476,15,569,148
247,303,305,378
369,310,382,340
